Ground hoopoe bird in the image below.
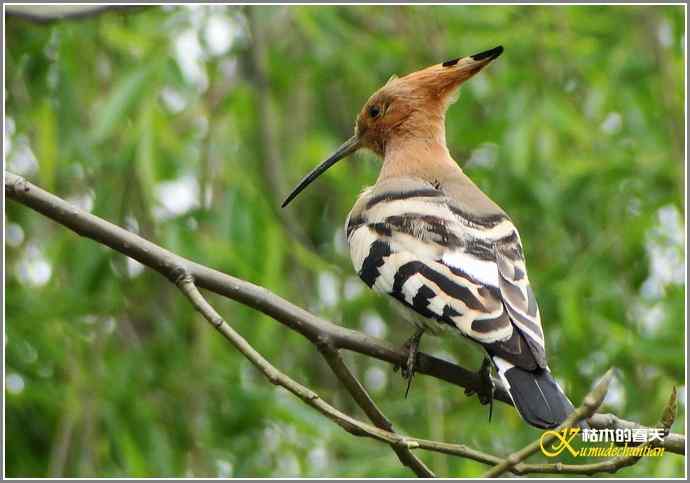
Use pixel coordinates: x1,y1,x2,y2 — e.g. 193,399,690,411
282,46,576,429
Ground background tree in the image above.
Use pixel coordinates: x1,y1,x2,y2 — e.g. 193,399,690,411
5,5,685,477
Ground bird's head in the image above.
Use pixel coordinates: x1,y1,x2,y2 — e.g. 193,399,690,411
282,46,503,207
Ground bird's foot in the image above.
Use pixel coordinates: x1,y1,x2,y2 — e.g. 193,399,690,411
464,356,495,421
393,329,424,398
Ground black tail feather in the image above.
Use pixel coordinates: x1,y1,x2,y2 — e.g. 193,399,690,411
494,358,581,429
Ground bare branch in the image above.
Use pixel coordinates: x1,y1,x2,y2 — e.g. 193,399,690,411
588,412,684,455
4,171,512,404
175,273,412,443
511,453,661,476
483,369,615,477
173,271,503,468
510,386,680,476
317,341,435,477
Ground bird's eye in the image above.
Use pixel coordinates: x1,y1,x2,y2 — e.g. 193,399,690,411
368,105,381,118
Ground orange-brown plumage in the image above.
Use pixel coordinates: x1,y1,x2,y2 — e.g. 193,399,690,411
280,46,504,208
354,48,502,181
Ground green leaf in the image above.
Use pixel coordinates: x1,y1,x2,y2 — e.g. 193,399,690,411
91,66,156,143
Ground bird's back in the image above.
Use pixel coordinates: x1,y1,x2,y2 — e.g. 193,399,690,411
345,173,580,428
345,172,544,364
346,172,572,427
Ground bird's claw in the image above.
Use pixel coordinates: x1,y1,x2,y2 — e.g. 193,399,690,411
464,357,495,421
397,329,424,398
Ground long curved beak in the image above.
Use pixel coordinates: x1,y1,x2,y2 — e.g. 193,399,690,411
281,135,361,207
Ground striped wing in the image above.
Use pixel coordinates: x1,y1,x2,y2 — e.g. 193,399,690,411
346,179,546,371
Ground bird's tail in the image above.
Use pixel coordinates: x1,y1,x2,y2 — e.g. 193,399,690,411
492,356,583,429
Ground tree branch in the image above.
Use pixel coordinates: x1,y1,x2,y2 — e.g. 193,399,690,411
505,385,680,476
588,412,684,455
5,171,685,476
483,368,614,477
173,270,515,470
4,171,512,403
317,341,435,477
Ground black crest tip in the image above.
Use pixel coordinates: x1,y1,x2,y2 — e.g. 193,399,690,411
471,45,504,62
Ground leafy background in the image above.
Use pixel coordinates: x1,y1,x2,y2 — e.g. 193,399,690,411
5,5,685,478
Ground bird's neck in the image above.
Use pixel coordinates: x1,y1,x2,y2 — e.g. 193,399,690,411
378,132,461,183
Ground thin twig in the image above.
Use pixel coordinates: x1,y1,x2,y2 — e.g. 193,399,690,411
3,171,513,403
511,386,679,476
317,341,435,477
173,272,498,465
483,368,615,477
176,274,409,444
588,412,685,455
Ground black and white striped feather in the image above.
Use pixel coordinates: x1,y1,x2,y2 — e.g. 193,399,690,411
346,176,575,428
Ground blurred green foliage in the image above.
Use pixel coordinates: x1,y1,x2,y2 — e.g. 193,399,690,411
5,5,685,477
